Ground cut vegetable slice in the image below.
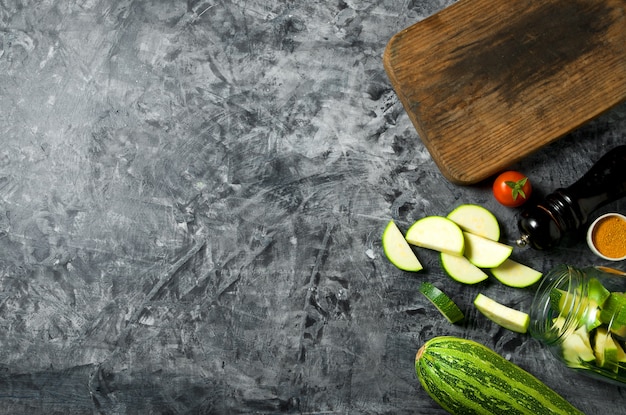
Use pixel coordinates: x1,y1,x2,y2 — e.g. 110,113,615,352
405,216,464,256
419,282,464,324
382,220,423,272
550,288,579,315
584,278,611,330
463,232,513,268
588,277,611,306
549,288,602,331
600,292,626,338
473,293,530,333
446,204,500,241
561,326,595,367
550,288,583,322
440,252,488,285
594,327,620,372
550,278,609,325
490,258,542,288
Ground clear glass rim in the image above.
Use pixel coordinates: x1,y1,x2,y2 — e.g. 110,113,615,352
529,264,586,344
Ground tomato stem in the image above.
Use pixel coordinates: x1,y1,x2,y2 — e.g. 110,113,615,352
505,178,528,201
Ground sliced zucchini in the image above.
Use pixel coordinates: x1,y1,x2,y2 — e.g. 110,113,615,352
551,289,600,331
462,232,512,268
594,327,620,372
490,258,542,288
419,282,464,324
600,293,626,337
381,220,423,272
550,288,586,321
405,216,465,256
440,252,488,285
473,293,529,333
446,204,500,241
588,278,611,306
561,326,595,367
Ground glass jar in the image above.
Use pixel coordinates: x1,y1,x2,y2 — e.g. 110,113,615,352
530,264,626,386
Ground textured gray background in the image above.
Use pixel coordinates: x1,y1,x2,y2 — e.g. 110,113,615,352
1,1,626,414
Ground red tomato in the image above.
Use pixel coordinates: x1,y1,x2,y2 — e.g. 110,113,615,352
492,171,532,207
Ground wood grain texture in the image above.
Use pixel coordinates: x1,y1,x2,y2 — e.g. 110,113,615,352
384,0,626,185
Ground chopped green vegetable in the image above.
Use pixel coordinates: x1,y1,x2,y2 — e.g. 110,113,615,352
474,293,529,333
381,220,423,272
419,282,464,324
600,292,626,338
561,325,595,367
594,327,620,372
440,252,488,285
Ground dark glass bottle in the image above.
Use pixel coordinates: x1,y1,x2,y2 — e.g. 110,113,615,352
517,145,626,250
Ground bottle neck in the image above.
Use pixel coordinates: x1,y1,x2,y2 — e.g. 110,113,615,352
565,145,626,215
529,265,586,345
517,145,626,250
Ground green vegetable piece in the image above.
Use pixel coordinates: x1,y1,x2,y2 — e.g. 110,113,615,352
594,327,620,372
550,288,587,324
418,282,464,324
446,204,500,241
440,252,488,285
381,220,423,272
415,336,585,415
473,293,529,334
588,278,610,306
550,285,603,331
490,258,543,288
405,216,465,256
561,325,595,367
600,292,626,337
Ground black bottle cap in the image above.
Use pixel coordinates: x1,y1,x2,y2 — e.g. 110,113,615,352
517,204,564,250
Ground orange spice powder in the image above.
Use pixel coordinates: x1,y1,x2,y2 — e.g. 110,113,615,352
592,216,626,259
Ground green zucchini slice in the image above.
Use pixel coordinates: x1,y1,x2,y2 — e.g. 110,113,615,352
474,293,530,333
381,220,423,272
419,282,464,324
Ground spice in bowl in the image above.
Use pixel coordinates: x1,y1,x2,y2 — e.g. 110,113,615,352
587,213,626,261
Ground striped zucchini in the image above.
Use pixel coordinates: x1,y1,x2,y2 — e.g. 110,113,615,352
415,336,584,415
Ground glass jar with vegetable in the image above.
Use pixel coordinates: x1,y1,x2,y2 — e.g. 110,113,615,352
530,265,626,385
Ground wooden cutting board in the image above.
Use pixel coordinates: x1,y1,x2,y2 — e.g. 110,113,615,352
383,0,626,185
